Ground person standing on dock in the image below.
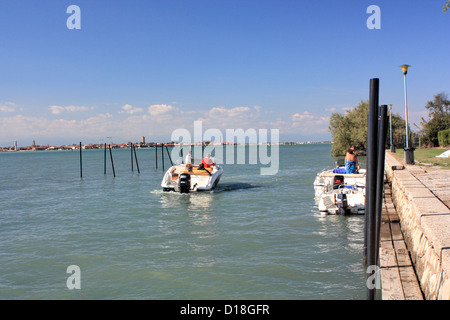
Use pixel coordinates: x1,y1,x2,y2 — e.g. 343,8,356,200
345,146,360,174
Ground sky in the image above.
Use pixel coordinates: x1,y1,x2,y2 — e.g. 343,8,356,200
0,0,449,146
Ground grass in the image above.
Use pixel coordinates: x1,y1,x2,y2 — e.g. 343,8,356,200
394,147,450,169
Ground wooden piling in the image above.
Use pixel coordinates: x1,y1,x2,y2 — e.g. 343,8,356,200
79,142,83,179
131,143,134,172
104,143,107,175
133,144,140,174
165,145,173,166
109,144,116,177
161,144,165,171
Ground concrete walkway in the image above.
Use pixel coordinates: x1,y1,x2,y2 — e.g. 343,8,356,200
383,151,450,300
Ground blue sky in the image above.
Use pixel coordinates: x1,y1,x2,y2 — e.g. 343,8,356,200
0,0,449,146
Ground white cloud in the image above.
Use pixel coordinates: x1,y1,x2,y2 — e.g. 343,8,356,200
208,106,251,119
50,106,65,114
148,104,178,116
49,105,91,114
0,102,19,113
120,104,143,114
291,111,314,121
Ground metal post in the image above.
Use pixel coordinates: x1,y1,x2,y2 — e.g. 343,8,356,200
365,78,379,300
131,143,134,172
389,105,393,152
161,143,165,171
133,144,140,174
109,144,116,177
155,144,158,169
404,73,409,149
181,143,184,164
79,142,83,179
104,143,107,175
165,145,173,166
375,105,388,264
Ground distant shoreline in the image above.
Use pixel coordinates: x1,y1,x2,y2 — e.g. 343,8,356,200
0,141,332,152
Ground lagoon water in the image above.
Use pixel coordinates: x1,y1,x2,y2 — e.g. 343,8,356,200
0,144,366,299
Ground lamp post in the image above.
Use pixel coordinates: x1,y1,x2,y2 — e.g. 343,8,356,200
400,64,414,164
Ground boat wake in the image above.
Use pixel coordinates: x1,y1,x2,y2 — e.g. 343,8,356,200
213,183,260,192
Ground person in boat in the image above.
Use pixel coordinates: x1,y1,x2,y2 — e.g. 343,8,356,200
345,146,360,174
202,153,215,169
185,151,194,171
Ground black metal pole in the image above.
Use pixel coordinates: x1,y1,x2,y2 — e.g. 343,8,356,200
375,105,388,263
133,144,140,174
131,143,134,172
79,142,82,179
161,143,165,171
365,78,379,300
181,145,184,164
155,144,158,169
109,144,116,177
166,145,173,166
104,143,107,175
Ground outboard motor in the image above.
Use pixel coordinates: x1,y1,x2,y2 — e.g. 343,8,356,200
336,193,348,216
178,173,191,193
333,175,344,190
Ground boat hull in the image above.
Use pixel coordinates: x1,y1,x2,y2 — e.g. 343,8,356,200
161,164,223,192
314,167,366,215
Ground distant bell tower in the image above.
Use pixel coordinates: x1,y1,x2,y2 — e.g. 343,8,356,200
142,136,146,144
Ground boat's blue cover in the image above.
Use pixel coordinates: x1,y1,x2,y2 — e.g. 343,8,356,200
333,168,346,174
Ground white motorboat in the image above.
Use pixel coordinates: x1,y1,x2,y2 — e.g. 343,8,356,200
161,164,223,193
314,166,366,215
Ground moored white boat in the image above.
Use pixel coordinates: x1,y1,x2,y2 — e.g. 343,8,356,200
314,166,366,215
161,164,223,193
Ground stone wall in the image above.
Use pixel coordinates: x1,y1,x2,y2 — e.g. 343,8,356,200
385,152,450,300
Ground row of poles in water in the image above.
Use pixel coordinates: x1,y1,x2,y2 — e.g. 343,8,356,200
78,79,388,300
79,142,176,179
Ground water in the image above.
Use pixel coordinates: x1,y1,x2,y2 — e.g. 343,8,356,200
0,144,366,299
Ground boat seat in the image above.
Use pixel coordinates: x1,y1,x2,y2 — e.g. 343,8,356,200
183,167,212,175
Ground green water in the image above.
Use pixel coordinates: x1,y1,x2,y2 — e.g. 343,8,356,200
0,144,366,299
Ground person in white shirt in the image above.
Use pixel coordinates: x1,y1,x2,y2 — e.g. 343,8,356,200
185,150,194,171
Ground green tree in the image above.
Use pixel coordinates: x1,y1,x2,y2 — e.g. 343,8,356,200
420,92,450,147
329,100,368,157
444,0,450,12
329,101,411,157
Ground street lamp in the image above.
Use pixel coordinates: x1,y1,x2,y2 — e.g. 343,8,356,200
400,64,414,164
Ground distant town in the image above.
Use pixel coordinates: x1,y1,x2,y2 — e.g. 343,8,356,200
0,137,331,152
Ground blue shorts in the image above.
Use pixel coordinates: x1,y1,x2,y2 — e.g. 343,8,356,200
346,160,357,174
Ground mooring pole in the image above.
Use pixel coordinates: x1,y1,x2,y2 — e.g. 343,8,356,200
180,143,184,164
161,143,165,171
165,145,173,166
104,143,107,175
155,144,158,169
109,144,116,177
131,143,134,172
365,78,379,300
79,142,83,179
375,105,388,263
133,144,140,174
